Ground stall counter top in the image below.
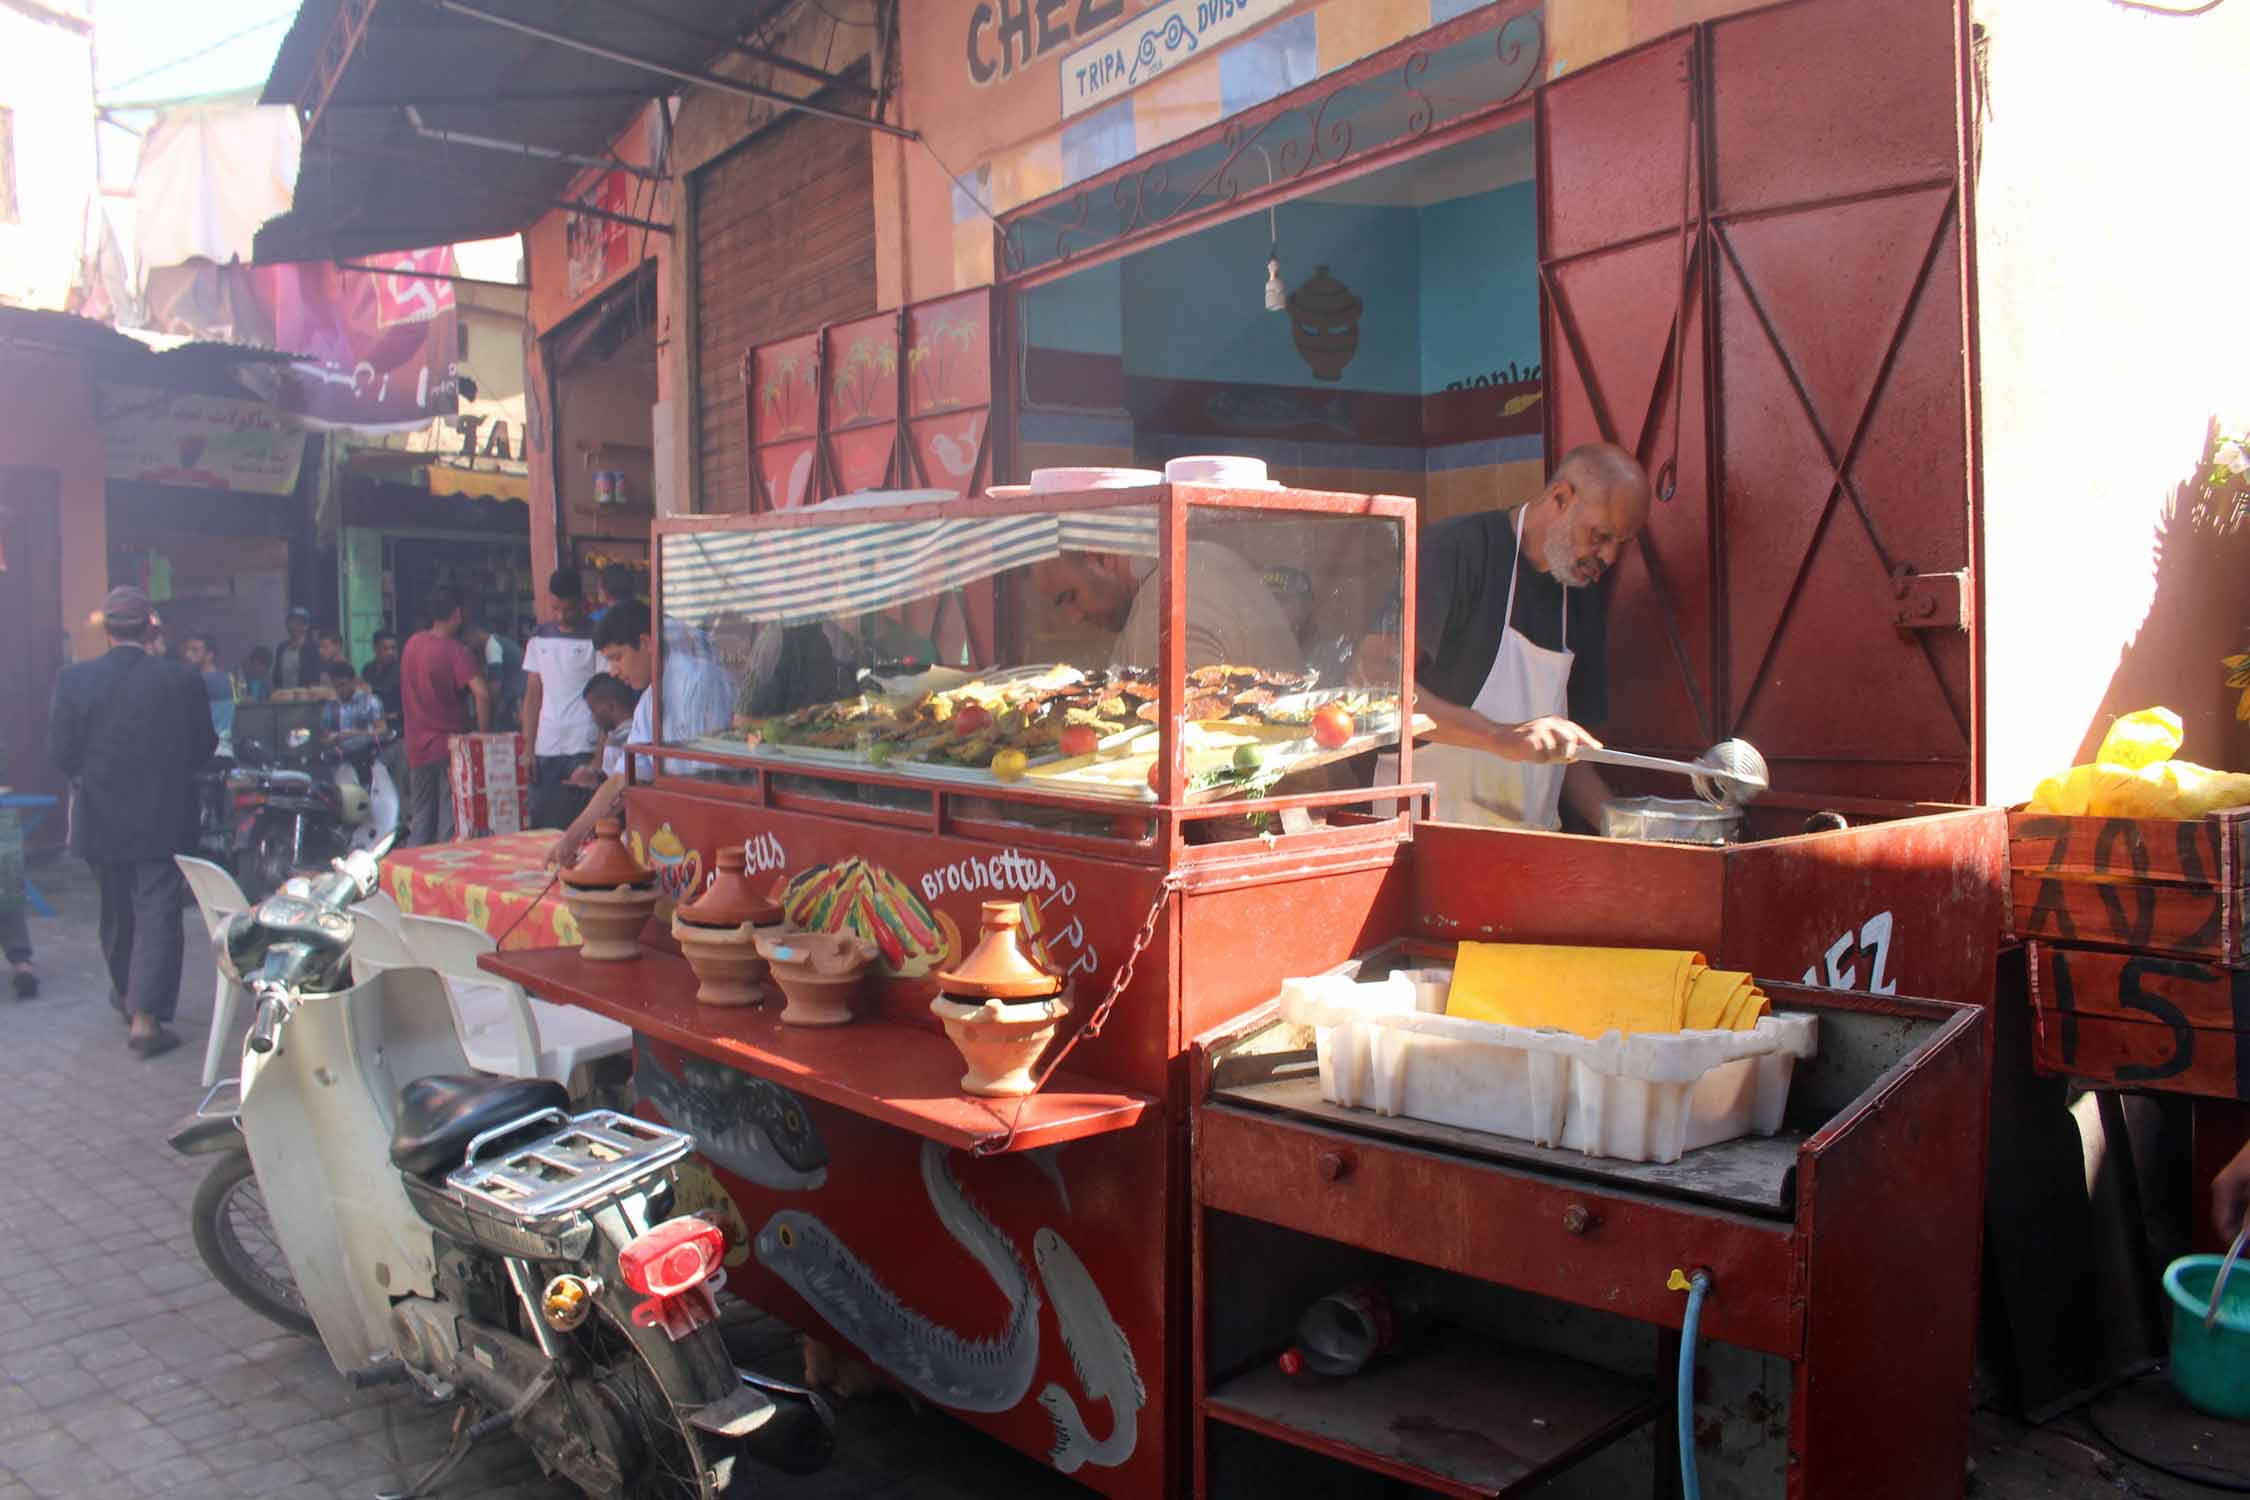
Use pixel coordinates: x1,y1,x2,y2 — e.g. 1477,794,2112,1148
480,946,1154,1155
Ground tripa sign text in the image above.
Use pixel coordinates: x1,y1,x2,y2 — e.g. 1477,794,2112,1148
1059,0,1294,117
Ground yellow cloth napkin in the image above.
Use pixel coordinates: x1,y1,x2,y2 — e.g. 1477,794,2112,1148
1446,942,1768,1038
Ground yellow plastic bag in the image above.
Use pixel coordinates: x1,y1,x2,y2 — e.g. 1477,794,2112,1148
1447,943,1768,1038
2095,707,2183,770
2025,707,2250,817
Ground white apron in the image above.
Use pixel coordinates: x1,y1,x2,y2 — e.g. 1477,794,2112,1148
1420,507,1574,829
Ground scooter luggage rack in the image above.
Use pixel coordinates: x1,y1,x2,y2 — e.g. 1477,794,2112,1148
445,1109,693,1228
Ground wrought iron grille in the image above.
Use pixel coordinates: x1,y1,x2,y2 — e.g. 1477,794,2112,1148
1002,5,1542,277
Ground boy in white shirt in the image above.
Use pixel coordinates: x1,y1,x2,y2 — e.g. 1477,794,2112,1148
519,569,602,828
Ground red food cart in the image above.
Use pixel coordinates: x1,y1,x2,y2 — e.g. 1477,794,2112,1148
484,480,2004,1498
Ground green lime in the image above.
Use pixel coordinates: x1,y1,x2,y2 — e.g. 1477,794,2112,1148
866,740,894,766
1232,743,1265,771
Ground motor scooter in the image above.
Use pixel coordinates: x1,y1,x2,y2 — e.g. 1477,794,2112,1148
230,729,401,901
167,840,831,1497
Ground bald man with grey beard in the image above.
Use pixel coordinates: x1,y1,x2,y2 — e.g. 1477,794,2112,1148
1407,442,1652,831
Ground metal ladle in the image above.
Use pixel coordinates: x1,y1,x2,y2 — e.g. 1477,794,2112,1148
1571,738,1770,807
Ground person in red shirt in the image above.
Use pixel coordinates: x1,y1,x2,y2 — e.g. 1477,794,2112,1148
400,587,492,845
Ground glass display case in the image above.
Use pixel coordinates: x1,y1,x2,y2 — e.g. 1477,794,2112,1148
644,484,1418,838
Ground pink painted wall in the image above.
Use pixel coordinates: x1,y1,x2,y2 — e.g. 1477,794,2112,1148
878,0,1783,303
0,343,108,662
521,106,676,597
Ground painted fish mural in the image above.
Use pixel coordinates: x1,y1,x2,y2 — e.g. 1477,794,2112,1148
757,1140,1038,1413
753,1139,1144,1471
636,1040,828,1192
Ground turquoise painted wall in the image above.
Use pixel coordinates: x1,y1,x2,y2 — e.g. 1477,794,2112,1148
1017,181,1542,400
1121,199,1423,394
1418,180,1541,394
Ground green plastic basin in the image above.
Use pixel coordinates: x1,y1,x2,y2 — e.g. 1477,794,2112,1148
2164,1254,2250,1420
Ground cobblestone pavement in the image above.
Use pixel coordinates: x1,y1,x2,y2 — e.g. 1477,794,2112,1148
1,858,2246,1500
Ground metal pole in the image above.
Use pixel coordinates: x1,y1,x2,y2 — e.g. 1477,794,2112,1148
428,0,919,141
334,261,521,286
601,0,874,98
403,107,666,179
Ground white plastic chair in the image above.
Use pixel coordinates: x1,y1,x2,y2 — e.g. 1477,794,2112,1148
358,888,403,931
349,909,419,988
397,914,632,1087
176,856,250,1088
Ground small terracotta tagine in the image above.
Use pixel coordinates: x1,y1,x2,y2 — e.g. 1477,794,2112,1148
672,845,787,1006
757,929,880,1027
929,901,1071,1097
559,819,658,962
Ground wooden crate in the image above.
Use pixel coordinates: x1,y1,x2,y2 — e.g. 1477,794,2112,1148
2008,807,2249,963
2027,941,2250,1099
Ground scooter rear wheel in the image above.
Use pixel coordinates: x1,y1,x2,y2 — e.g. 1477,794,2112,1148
191,1149,315,1337
242,825,296,905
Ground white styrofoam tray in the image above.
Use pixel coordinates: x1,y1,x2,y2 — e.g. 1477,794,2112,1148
1276,973,1819,1165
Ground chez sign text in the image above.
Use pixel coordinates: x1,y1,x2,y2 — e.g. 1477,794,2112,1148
967,0,1296,117
966,0,1126,87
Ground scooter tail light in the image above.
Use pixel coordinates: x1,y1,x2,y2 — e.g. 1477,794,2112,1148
618,1217,725,1298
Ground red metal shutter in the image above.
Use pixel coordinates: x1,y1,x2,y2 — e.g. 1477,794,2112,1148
1539,0,1975,803
694,110,878,513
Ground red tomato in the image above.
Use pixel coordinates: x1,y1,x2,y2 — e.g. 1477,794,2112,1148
1058,724,1101,758
1147,760,1163,795
1312,703,1355,750
953,703,992,736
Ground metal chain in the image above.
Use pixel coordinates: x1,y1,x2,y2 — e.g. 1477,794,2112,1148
970,873,1182,1157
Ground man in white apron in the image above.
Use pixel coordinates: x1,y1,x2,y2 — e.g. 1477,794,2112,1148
1411,443,1651,830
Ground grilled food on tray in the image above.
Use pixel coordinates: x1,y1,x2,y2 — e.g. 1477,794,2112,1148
745,663,1398,774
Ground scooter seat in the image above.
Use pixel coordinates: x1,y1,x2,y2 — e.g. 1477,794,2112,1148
390,1074,570,1180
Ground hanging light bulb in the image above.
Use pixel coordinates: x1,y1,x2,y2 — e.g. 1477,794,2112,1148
1264,250,1285,313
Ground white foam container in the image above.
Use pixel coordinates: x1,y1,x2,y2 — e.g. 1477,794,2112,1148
1164,455,1275,487
1277,974,1818,1164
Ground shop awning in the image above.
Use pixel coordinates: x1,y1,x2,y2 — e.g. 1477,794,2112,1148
253,0,895,264
662,509,1160,627
428,463,528,504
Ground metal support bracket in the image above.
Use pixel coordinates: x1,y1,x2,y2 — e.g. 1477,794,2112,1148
1890,565,1969,631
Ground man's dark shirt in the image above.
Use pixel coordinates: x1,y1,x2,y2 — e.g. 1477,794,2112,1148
273,636,320,691
1414,507,1608,727
363,655,403,733
48,646,218,861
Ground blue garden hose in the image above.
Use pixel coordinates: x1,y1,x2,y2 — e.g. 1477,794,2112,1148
1677,1269,1713,1500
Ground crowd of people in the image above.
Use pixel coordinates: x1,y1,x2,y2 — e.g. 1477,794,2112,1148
24,564,675,1054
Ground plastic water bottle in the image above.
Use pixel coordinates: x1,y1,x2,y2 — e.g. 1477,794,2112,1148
1277,1285,1409,1377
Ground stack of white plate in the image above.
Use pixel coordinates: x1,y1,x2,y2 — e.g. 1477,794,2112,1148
1164,455,1274,487
1027,466,1163,493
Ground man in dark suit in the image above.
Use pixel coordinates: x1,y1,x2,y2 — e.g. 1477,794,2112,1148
272,606,318,691
48,587,217,1057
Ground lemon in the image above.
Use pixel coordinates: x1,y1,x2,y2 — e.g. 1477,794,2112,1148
991,748,1029,783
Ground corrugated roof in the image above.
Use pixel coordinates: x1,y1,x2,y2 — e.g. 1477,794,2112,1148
254,0,797,263
0,308,305,392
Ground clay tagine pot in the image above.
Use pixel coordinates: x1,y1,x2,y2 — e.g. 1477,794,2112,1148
559,819,658,962
1285,264,1364,383
677,844,782,930
672,845,787,1006
561,818,652,892
757,929,880,1027
929,901,1070,1097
